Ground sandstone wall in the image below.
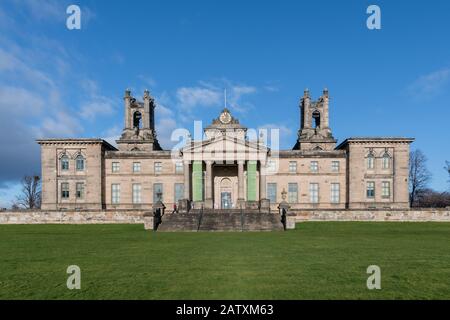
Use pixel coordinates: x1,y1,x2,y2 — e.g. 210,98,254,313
0,210,146,224
0,209,449,225
290,208,450,222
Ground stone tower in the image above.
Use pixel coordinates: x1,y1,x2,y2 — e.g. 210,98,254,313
293,88,336,150
116,89,161,151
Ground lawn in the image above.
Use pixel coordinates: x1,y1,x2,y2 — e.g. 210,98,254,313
0,222,449,299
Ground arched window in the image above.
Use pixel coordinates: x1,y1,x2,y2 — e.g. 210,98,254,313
367,152,375,169
312,110,321,128
382,153,391,169
76,155,85,171
133,111,142,129
61,155,69,171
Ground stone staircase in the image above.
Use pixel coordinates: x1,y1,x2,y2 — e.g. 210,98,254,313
157,209,284,232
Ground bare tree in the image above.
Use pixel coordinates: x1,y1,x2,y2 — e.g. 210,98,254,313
445,161,450,188
14,175,41,209
409,150,431,207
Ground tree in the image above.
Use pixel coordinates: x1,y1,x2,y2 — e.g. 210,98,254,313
445,161,450,188
14,175,41,209
409,150,431,207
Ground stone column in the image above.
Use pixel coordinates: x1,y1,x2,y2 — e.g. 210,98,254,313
204,160,213,208
183,160,190,199
176,160,191,213
259,160,270,212
237,160,245,207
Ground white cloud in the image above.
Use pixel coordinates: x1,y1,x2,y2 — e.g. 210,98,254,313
407,67,450,100
176,86,221,109
0,86,45,115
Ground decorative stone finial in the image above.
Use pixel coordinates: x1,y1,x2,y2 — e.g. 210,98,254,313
144,89,150,98
304,88,310,98
323,88,329,97
125,89,131,97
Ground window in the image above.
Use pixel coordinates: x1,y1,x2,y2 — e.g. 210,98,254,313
76,182,84,199
267,160,277,173
75,155,85,171
175,161,183,174
310,161,318,173
288,183,298,203
312,110,321,128
154,162,162,174
133,111,142,128
153,183,163,203
174,183,184,203
309,183,319,203
61,155,69,171
331,161,340,172
382,153,391,169
133,162,141,173
366,181,375,198
112,162,120,173
382,181,390,198
61,182,69,199
289,161,297,173
111,184,120,204
267,183,277,203
367,153,375,169
330,183,340,203
132,184,141,204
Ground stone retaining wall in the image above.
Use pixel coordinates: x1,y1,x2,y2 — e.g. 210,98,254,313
0,209,449,225
290,209,450,222
0,210,146,224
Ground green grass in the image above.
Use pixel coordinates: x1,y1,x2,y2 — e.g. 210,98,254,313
0,222,449,299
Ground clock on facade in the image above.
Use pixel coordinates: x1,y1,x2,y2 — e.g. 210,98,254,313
219,110,232,124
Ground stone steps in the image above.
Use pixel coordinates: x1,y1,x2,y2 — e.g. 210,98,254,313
157,210,284,232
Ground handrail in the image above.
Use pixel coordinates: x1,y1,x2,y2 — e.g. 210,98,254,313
197,205,204,232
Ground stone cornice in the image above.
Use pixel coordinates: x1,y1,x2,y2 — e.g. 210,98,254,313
37,139,117,150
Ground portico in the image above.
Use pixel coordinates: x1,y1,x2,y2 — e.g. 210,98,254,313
180,108,269,210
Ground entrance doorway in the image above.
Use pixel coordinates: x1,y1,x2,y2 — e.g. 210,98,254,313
221,192,232,209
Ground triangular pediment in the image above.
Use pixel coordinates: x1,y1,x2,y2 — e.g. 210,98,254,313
181,135,268,162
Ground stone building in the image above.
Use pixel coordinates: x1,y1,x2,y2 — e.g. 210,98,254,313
37,89,413,212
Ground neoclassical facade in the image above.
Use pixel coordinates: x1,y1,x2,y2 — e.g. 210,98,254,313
38,89,413,211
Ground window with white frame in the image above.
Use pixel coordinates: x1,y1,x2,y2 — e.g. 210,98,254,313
309,183,319,203
289,161,297,173
154,162,162,174
382,153,391,169
153,183,163,203
175,161,183,174
133,162,141,173
366,181,375,198
267,183,277,203
288,183,298,203
61,182,69,199
132,184,142,203
330,183,340,203
174,183,184,203
111,184,120,204
367,153,375,170
382,181,390,198
76,182,84,199
61,155,69,171
331,161,340,172
75,155,85,171
267,160,277,173
310,161,318,173
112,162,120,173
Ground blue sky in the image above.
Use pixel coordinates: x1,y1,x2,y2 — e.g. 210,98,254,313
0,0,449,207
